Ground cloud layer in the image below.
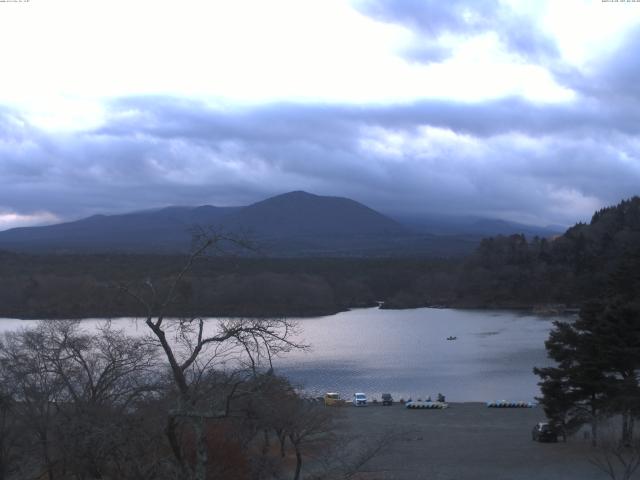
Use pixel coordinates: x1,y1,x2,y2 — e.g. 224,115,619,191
356,0,559,64
0,2,639,230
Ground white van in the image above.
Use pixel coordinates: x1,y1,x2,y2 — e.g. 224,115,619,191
353,392,367,406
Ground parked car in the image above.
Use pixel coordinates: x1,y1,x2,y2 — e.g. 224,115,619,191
532,422,558,442
324,392,344,406
353,392,367,406
381,393,393,406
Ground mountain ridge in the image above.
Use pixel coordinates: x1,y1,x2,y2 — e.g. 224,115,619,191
0,191,559,256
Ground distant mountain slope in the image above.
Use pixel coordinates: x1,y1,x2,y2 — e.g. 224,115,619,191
0,190,561,256
0,206,240,252
0,191,409,254
225,191,406,237
395,213,562,238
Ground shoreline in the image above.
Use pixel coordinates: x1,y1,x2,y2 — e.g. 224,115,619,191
0,302,580,321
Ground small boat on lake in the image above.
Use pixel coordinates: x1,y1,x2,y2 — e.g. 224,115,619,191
446,336,457,341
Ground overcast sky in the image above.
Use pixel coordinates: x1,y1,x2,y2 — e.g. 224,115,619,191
1,0,639,230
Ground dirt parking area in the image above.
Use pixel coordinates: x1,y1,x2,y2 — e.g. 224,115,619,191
335,403,606,480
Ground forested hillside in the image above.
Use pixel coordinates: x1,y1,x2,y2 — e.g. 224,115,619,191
1,197,638,318
0,254,451,318
410,196,640,308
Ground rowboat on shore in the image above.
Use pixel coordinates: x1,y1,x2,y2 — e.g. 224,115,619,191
406,401,448,409
486,400,533,408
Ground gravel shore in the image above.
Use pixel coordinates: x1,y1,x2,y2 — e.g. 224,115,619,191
335,402,605,480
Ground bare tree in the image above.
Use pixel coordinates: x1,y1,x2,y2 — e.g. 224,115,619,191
0,386,19,480
283,399,335,480
589,436,640,480
0,326,67,480
0,320,162,480
33,320,160,407
120,231,307,480
43,320,161,479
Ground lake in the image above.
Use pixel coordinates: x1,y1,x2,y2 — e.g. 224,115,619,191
0,307,565,402
278,307,561,402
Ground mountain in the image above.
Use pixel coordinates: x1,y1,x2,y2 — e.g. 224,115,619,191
0,191,559,256
224,191,405,237
0,191,413,255
394,213,562,238
0,205,241,253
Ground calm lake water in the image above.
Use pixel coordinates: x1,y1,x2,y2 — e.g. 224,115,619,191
0,307,566,402
278,307,561,402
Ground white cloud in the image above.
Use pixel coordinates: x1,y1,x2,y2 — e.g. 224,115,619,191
0,211,60,231
540,0,640,69
0,0,586,132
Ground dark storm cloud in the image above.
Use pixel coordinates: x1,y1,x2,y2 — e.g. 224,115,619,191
354,0,559,63
1,24,639,229
1,90,637,228
101,94,640,140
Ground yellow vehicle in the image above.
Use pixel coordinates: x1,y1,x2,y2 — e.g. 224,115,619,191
324,392,344,406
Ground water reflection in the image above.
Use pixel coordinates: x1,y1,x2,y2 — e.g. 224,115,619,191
0,307,564,402
277,307,560,402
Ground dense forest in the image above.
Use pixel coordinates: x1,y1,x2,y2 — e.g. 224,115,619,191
0,197,639,319
452,196,640,308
